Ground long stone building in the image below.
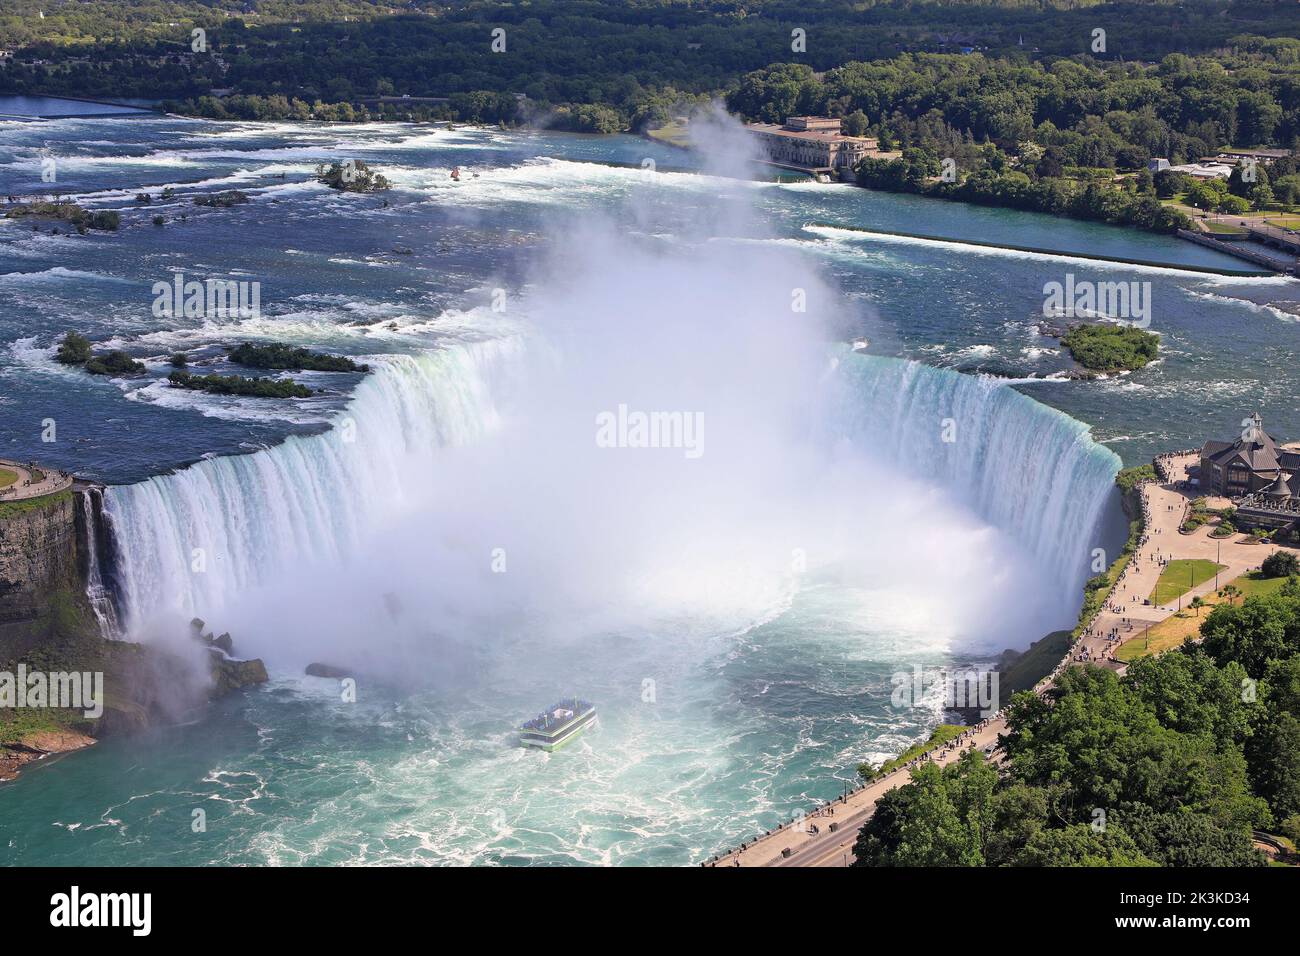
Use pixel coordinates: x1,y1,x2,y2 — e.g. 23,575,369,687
745,116,876,171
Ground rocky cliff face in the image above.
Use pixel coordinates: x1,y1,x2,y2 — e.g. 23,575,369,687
0,491,81,632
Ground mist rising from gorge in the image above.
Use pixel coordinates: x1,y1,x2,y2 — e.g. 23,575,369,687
108,111,1084,682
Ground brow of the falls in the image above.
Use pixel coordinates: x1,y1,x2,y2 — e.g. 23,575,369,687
102,345,1119,634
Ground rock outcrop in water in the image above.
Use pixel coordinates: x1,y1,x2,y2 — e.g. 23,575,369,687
0,728,97,783
189,617,269,698
210,655,270,698
306,662,351,679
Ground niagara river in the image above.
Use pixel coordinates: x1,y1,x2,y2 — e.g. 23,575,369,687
2,110,1299,865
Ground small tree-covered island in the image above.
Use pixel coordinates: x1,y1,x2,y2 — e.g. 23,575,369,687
1060,323,1160,373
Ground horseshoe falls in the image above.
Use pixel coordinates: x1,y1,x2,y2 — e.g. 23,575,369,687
106,347,1121,644
80,341,1123,867
0,117,1172,868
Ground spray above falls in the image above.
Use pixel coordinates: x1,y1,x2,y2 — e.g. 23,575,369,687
102,112,1121,672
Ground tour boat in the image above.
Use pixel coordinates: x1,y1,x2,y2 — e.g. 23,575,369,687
519,698,597,752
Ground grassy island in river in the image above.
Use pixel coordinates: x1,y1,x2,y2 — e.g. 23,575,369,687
1061,324,1160,373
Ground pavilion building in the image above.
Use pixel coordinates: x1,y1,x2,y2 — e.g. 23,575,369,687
1198,412,1300,536
1198,412,1300,497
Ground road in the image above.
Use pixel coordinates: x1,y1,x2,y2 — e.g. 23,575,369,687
708,718,1009,867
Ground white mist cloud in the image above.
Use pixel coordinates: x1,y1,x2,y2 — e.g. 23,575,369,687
126,109,1071,681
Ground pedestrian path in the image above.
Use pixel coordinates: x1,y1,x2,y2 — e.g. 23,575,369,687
1077,453,1278,669
0,458,74,502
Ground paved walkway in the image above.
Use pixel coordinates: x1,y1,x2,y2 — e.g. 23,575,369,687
1076,453,1281,669
707,452,1298,867
707,717,1011,867
0,458,73,502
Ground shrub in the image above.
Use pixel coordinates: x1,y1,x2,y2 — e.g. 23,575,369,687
84,350,145,376
55,331,93,365
1261,551,1300,579
314,160,391,193
227,341,369,373
86,210,119,231
1116,464,1156,494
1061,323,1159,372
167,370,313,399
5,201,117,231
193,190,250,208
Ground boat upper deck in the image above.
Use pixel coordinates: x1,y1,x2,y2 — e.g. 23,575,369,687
521,699,595,734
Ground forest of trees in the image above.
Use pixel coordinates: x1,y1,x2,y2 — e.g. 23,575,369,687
852,581,1300,866
724,50,1300,229
8,2,1300,226
8,1,1300,135
728,48,1300,164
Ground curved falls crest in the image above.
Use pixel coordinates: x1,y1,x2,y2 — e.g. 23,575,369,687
104,343,1121,638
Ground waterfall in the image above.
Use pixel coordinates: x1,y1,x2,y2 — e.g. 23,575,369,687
102,338,1119,637
104,338,520,634
827,352,1122,604
79,487,122,638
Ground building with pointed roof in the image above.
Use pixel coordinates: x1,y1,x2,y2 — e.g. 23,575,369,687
1198,412,1299,498
1198,413,1300,537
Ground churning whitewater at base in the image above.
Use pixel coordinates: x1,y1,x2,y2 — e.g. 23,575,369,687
29,114,1125,866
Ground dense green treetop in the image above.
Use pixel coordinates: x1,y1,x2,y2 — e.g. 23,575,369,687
853,587,1300,867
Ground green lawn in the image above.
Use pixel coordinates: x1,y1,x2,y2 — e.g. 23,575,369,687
0,467,16,489
1202,221,1249,236
0,488,70,521
645,122,690,149
1148,559,1227,606
1119,572,1285,662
